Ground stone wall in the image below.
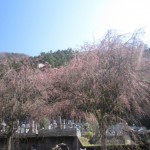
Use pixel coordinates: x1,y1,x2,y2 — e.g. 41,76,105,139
0,128,82,150
19,136,80,150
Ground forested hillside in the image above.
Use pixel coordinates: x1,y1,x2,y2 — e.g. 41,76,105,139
0,48,74,71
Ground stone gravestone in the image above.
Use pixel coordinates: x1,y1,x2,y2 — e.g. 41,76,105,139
25,123,30,133
63,119,66,129
21,123,25,133
53,120,57,129
56,116,62,129
1,120,6,133
68,120,73,128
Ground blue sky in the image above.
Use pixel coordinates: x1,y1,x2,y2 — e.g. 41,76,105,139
0,0,150,56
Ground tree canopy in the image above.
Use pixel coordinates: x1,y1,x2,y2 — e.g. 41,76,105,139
38,48,73,67
44,32,150,150
0,33,150,150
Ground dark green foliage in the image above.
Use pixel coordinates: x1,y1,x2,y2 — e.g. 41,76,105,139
39,48,74,67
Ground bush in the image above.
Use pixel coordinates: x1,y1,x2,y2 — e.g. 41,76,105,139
85,131,94,139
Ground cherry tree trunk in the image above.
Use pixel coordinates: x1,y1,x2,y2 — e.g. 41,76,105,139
95,111,107,150
6,134,13,150
101,129,107,150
